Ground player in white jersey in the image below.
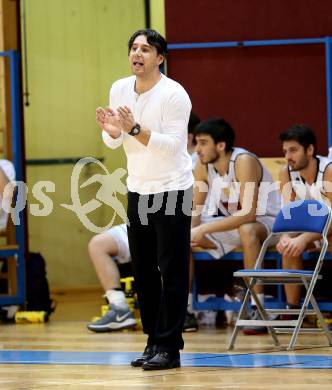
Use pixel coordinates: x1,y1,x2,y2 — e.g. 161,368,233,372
277,124,332,309
191,118,281,334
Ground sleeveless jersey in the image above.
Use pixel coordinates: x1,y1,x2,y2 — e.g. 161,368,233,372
206,147,280,217
289,156,332,200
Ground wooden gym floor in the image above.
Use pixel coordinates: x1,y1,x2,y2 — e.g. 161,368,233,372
0,290,331,389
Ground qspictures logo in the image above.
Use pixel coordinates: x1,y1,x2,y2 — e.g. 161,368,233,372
2,158,128,234
2,158,331,233
61,157,128,233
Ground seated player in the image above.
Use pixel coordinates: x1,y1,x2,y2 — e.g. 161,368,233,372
276,124,332,311
191,118,281,335
87,224,137,332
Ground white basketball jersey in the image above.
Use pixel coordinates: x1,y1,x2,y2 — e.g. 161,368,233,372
289,156,332,200
206,147,280,217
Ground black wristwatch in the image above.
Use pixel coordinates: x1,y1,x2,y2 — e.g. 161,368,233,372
128,123,141,136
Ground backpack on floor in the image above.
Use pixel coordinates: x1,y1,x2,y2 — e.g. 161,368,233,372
26,252,55,319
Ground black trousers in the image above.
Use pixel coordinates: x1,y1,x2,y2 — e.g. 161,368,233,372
127,188,192,352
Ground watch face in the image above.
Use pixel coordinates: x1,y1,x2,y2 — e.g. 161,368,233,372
129,123,140,136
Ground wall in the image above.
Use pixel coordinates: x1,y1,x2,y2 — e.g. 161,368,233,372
23,0,145,289
150,0,165,36
165,0,332,156
0,0,21,160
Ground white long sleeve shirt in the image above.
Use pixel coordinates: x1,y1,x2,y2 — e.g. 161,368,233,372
102,74,194,194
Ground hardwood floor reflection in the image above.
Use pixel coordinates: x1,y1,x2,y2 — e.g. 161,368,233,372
0,289,331,389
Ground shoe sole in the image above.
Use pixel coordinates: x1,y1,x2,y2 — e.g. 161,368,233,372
142,360,181,370
183,327,198,332
87,318,137,333
131,359,145,367
131,361,144,367
131,357,153,367
242,328,268,335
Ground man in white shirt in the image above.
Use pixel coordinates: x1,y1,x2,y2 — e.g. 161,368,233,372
87,112,200,334
96,29,193,370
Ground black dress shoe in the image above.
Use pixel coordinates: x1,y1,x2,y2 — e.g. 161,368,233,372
142,351,180,370
131,345,157,367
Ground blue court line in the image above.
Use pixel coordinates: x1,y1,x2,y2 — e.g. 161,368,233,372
0,351,331,369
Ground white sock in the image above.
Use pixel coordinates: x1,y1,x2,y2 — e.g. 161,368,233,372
187,293,193,313
105,289,128,309
198,293,216,301
251,293,264,307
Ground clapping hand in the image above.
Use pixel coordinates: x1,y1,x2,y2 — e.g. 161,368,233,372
117,106,136,133
96,107,121,138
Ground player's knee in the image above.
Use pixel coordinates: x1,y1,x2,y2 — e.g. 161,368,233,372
238,223,260,247
88,234,105,257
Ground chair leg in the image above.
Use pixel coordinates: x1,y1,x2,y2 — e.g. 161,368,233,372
304,280,332,346
247,282,280,347
288,277,315,350
227,287,251,351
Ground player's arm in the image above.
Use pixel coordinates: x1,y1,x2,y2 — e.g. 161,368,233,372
279,164,296,204
191,160,217,249
192,160,208,228
322,164,332,207
277,165,299,254
277,165,321,256
200,154,261,235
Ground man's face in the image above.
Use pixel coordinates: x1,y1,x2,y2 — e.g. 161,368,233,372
282,140,313,171
129,35,163,76
195,134,223,164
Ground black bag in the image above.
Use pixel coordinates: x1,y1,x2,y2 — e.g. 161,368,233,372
26,252,55,318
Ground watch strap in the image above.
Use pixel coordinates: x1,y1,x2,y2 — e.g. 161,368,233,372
128,123,141,136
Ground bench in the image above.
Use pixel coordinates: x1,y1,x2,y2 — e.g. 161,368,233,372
0,245,20,298
192,249,332,312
